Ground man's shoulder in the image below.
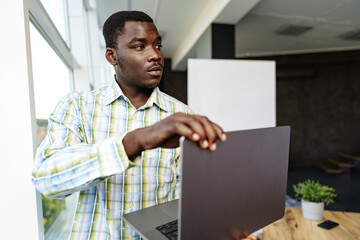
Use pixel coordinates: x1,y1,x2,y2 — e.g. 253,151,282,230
63,84,112,104
158,90,193,114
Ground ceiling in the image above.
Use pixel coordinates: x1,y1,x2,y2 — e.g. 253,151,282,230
93,0,360,70
235,0,360,57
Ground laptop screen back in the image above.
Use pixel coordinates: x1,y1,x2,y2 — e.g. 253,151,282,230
179,126,290,239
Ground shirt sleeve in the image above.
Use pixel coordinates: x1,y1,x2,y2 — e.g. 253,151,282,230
32,94,136,199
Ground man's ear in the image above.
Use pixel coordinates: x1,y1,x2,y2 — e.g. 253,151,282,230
105,48,117,66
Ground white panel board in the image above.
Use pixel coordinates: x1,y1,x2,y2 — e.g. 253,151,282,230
188,59,276,132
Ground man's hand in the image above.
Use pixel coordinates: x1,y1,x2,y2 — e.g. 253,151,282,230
123,112,227,159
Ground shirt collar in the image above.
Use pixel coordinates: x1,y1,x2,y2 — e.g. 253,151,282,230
104,78,123,106
105,78,168,112
141,87,168,112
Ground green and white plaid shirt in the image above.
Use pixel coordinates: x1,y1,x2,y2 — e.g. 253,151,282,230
32,79,192,239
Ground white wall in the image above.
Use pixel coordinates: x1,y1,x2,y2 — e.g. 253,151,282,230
188,59,276,132
0,0,43,239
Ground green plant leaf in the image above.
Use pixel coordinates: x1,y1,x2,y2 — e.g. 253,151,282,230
293,179,337,205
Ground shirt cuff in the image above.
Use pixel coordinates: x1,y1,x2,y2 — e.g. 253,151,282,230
97,134,140,177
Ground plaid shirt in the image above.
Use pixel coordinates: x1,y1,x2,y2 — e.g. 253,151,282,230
32,79,192,239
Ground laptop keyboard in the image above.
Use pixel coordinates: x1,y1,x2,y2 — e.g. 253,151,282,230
156,220,178,240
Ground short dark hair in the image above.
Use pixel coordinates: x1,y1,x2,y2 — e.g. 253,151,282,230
102,11,154,48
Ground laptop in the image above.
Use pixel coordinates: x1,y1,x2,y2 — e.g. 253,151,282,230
123,126,290,240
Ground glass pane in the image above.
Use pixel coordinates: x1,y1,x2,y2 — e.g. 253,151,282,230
30,22,74,239
40,0,69,45
30,23,71,120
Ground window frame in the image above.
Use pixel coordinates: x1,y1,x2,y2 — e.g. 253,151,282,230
28,0,79,239
28,0,78,70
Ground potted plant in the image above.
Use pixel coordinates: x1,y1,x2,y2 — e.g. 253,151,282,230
293,179,337,221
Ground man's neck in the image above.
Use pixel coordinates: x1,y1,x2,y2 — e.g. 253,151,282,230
116,79,154,109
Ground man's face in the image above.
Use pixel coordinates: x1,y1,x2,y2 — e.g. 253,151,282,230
114,21,164,89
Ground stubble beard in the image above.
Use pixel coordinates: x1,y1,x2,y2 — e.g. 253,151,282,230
116,55,161,90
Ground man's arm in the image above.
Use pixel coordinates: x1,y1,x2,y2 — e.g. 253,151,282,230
122,112,227,159
33,95,226,199
32,94,134,199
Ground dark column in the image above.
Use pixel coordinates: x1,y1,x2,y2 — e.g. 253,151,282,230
160,59,188,104
211,23,235,59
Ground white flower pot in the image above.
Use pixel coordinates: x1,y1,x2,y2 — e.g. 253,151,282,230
301,199,324,221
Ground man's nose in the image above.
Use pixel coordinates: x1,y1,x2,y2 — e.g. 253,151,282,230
147,47,162,62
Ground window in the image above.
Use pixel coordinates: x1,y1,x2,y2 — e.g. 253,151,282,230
40,0,70,46
28,0,94,238
30,21,75,240
30,23,71,119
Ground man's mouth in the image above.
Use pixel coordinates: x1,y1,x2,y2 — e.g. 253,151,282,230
147,65,163,76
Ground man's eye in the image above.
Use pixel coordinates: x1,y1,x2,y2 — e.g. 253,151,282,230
156,44,162,50
133,45,144,50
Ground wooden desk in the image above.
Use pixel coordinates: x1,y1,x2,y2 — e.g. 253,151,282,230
261,208,360,240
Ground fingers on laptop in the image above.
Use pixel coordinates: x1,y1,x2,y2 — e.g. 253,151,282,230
153,112,226,150
180,113,227,150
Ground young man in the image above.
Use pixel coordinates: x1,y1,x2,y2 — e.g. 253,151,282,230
32,11,226,239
